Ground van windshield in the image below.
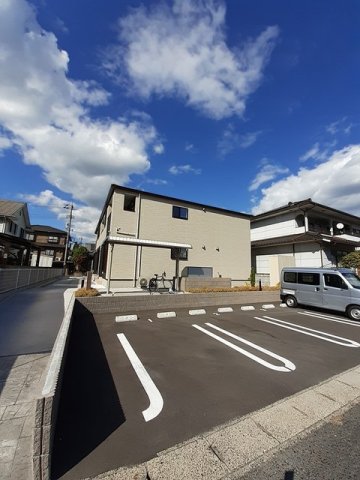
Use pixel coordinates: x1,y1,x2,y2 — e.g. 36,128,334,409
342,272,360,289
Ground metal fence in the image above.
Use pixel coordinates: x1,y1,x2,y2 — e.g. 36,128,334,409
0,267,63,294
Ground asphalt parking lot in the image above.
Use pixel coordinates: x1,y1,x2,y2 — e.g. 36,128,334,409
52,303,360,480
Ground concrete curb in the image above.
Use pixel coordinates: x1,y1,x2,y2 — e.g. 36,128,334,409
33,289,77,480
87,364,360,480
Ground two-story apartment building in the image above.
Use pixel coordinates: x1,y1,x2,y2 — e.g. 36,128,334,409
30,225,67,267
0,200,32,266
94,184,251,291
251,199,360,285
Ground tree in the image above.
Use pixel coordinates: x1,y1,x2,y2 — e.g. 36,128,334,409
71,245,89,273
339,251,360,269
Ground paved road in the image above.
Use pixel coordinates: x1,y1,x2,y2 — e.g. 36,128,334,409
0,277,79,357
52,303,360,480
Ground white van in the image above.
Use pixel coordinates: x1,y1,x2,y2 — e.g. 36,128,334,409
280,267,360,320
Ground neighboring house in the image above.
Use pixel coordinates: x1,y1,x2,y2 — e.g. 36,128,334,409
94,184,251,291
30,225,67,267
0,200,32,266
251,199,360,286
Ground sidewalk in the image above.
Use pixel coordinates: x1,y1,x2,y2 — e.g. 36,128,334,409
0,354,49,480
0,277,79,480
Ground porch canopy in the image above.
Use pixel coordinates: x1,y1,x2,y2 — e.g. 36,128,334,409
107,235,192,250
105,235,192,292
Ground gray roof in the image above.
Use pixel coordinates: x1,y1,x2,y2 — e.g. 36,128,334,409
31,225,67,235
0,200,26,217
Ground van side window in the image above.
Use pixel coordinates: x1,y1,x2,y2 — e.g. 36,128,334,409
284,272,297,283
298,272,320,285
324,274,346,289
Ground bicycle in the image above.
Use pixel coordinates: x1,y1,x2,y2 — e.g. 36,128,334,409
148,271,174,294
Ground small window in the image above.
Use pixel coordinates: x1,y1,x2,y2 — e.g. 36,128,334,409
295,214,305,227
171,247,188,260
48,236,59,243
324,274,346,289
172,206,188,220
284,271,297,283
45,249,54,256
124,195,136,212
298,272,320,286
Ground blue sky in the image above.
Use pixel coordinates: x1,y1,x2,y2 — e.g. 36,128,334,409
1,0,360,241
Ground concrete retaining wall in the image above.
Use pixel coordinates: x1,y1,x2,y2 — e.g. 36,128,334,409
78,290,280,314
182,277,232,290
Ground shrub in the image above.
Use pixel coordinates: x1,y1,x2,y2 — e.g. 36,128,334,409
75,288,100,297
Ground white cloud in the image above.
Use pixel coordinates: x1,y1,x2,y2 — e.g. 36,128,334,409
0,0,160,209
105,0,279,119
169,164,201,175
153,143,165,154
23,190,99,242
252,145,360,215
326,117,353,135
0,134,12,153
185,142,195,152
218,124,261,157
299,141,337,162
249,160,289,192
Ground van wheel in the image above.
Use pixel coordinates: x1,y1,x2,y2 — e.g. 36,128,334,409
347,305,360,321
285,295,298,308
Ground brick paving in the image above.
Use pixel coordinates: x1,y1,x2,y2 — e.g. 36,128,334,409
0,354,49,480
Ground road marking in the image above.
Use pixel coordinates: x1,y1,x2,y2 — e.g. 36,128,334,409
148,318,153,322
115,314,138,322
254,316,360,348
192,323,295,372
157,311,176,318
189,309,207,316
299,311,360,327
218,307,233,313
117,334,163,422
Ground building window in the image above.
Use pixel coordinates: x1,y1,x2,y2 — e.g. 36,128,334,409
171,247,188,260
295,214,305,227
124,195,136,212
48,236,59,243
45,249,54,256
27,233,34,241
172,206,188,220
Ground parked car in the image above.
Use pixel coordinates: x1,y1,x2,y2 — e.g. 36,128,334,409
280,267,360,320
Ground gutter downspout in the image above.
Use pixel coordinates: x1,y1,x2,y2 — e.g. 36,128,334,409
134,194,142,287
107,243,114,294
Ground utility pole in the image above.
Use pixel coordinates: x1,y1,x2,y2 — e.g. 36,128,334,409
63,203,74,273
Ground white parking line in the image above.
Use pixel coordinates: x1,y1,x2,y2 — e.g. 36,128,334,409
117,334,164,422
254,316,360,348
192,323,295,372
299,311,360,327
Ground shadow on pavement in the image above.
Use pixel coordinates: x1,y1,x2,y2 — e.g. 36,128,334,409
52,302,125,479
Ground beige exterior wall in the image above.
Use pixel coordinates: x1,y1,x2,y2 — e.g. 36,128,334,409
97,189,251,288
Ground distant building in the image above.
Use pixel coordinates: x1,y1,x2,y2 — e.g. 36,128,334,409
0,200,32,266
251,199,360,286
94,184,251,291
30,225,67,267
